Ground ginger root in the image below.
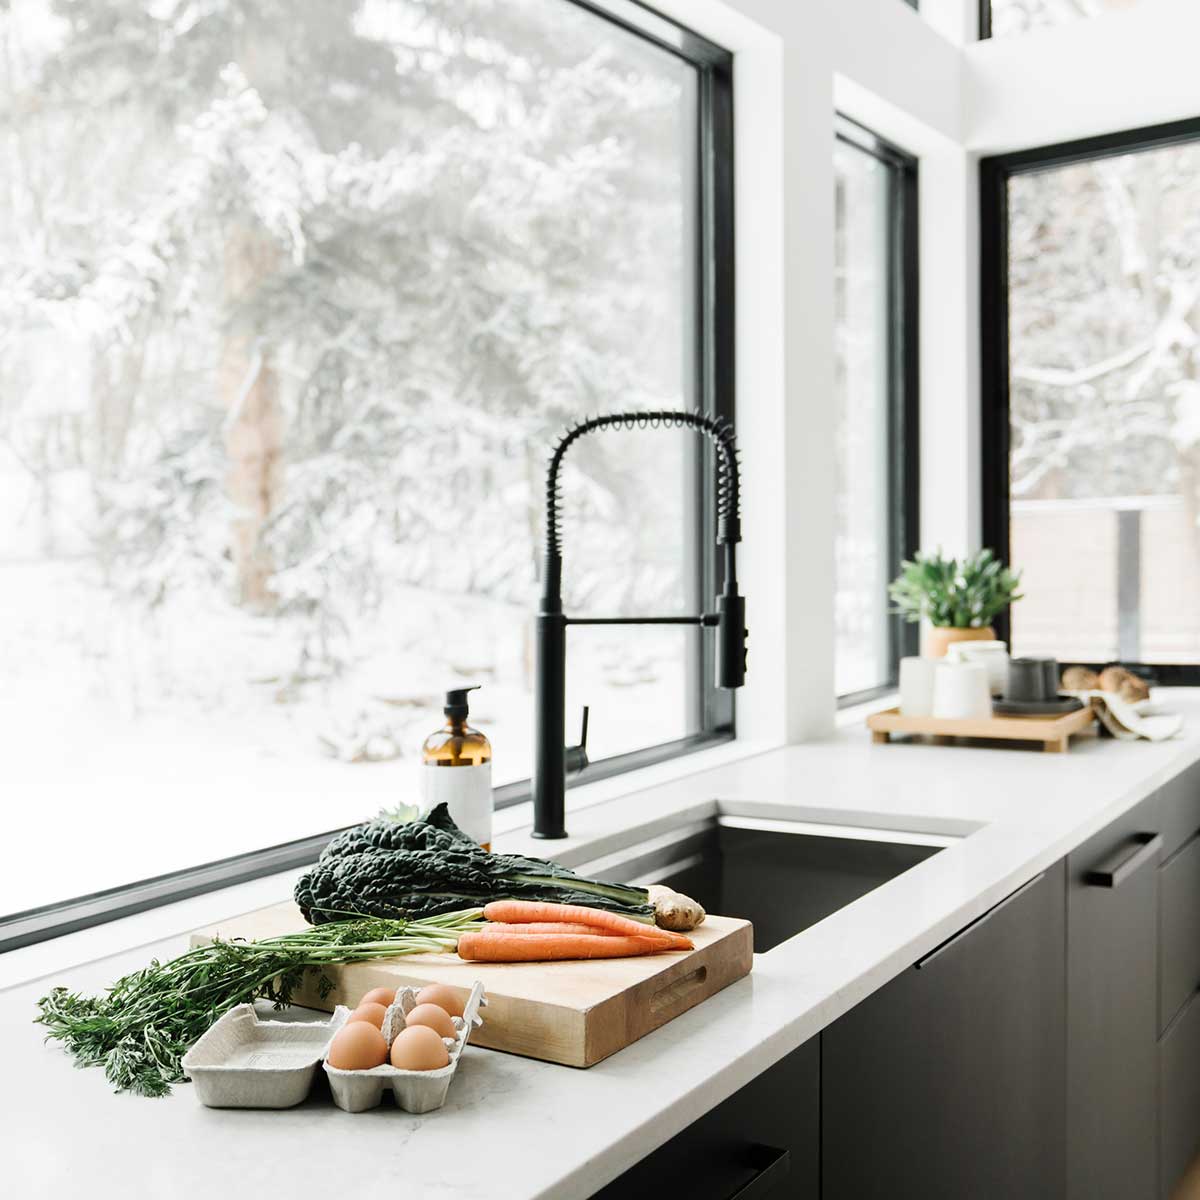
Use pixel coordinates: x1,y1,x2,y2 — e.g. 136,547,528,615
648,884,706,932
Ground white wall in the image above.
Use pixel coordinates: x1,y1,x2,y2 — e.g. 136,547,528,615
967,0,1200,154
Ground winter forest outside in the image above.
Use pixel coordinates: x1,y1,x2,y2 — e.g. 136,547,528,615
1007,138,1200,665
1,0,701,914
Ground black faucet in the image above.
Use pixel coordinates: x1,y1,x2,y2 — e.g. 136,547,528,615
531,409,747,839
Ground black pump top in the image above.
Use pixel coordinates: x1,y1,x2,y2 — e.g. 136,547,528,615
444,685,480,720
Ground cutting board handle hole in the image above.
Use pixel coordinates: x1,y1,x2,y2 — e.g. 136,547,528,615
650,966,708,1014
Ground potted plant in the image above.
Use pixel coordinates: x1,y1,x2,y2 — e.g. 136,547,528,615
889,548,1023,658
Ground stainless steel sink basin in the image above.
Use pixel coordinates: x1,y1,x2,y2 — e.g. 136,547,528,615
575,815,955,953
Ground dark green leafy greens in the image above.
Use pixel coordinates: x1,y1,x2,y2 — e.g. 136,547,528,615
35,912,482,1097
295,804,653,925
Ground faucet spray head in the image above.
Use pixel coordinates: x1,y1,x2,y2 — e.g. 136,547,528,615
715,590,748,689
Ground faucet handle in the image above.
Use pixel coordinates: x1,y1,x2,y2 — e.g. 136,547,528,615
565,705,590,776
715,592,748,689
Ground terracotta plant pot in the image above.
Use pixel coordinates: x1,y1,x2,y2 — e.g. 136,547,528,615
925,625,997,659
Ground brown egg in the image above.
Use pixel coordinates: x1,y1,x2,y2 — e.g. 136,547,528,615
327,1021,388,1070
415,983,465,1018
404,1003,457,1039
359,986,397,1008
346,1001,389,1029
389,1024,451,1071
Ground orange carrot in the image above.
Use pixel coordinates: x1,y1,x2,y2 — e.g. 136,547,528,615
481,900,693,950
457,932,678,962
483,922,606,937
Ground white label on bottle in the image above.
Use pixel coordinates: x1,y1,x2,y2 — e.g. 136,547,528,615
423,762,493,847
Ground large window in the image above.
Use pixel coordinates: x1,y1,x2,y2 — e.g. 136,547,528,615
983,0,1142,38
982,119,1200,674
0,0,732,943
834,118,918,701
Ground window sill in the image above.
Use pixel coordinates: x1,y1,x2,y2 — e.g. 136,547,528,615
836,691,899,729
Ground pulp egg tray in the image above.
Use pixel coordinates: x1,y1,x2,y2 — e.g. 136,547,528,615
183,1002,353,1109
181,981,485,1113
324,981,487,1114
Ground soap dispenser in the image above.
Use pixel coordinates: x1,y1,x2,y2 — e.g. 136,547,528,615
422,685,493,849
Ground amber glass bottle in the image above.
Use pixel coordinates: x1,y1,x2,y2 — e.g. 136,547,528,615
422,686,493,850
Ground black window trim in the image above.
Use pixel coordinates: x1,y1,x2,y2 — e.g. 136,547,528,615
0,0,736,955
980,115,1200,672
834,115,920,706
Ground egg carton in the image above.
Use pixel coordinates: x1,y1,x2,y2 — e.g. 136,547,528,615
183,1003,352,1109
324,981,487,1114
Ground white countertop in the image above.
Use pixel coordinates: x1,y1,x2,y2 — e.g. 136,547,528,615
8,696,1200,1200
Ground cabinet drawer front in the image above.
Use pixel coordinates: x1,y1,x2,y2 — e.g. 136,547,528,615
1160,834,1200,1033
823,865,1066,1199
1161,989,1200,1199
591,1037,819,1200
1067,802,1160,1200
1158,760,1200,860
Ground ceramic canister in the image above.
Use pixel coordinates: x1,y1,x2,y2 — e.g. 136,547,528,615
946,640,1009,697
931,662,993,720
899,657,937,717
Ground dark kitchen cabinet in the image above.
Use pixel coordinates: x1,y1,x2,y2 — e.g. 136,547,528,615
1160,831,1200,1035
1065,794,1161,1200
1157,758,1200,860
592,1035,819,1200
1161,988,1200,1198
821,863,1066,1200
1158,766,1200,1197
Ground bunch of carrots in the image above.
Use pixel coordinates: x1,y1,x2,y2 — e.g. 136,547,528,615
456,900,694,962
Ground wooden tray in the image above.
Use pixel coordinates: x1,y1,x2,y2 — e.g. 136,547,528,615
192,903,752,1069
867,704,1096,753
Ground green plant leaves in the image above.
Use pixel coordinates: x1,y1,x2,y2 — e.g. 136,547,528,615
888,548,1023,629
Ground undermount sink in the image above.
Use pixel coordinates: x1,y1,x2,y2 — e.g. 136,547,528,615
575,815,955,953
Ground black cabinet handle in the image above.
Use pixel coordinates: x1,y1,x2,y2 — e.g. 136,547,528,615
727,1145,790,1199
1085,833,1162,888
916,872,1045,969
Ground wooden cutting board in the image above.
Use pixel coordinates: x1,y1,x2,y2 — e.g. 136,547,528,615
192,903,752,1068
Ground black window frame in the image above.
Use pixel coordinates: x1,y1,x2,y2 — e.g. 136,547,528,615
0,0,735,954
980,115,1200,679
834,115,921,708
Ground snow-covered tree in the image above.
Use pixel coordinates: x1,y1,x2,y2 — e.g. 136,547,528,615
1009,144,1200,509
1,0,695,744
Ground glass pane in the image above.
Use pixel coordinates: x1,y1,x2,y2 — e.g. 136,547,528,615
1007,141,1200,664
989,0,1142,37
567,626,697,759
834,138,893,696
0,0,701,915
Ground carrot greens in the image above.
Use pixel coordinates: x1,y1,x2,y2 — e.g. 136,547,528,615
34,911,484,1097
